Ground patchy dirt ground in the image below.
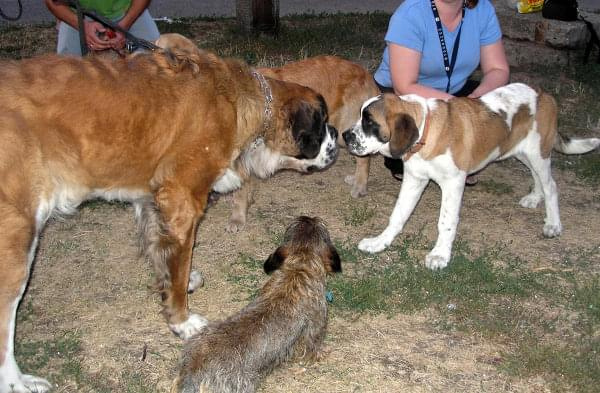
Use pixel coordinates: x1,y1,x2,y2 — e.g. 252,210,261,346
18,140,599,392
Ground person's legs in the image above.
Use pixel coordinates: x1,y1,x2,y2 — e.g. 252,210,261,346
57,21,83,56
126,9,160,44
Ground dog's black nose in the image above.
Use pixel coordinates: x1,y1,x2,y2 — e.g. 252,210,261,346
342,130,355,145
328,124,338,140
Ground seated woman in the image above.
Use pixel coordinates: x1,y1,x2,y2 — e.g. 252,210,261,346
374,0,510,184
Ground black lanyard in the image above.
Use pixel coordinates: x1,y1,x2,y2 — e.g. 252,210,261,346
431,0,466,93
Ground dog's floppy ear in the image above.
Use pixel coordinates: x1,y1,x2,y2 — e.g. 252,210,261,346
323,245,342,273
264,245,288,274
389,114,419,159
291,96,328,159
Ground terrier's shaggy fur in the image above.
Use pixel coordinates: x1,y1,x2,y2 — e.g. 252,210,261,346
172,216,342,393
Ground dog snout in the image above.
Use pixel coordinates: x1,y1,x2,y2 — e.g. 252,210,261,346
342,129,356,145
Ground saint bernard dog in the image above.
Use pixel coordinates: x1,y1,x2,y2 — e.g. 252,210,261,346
222,56,380,232
154,34,380,232
342,83,600,270
0,49,337,392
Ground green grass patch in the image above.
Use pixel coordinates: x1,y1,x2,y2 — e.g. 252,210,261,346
329,235,600,390
15,332,159,392
554,153,600,185
502,337,600,393
226,253,265,300
571,276,600,324
330,238,547,314
15,332,83,387
333,239,372,265
343,204,375,227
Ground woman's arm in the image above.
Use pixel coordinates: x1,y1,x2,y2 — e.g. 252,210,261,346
467,40,510,98
388,43,454,100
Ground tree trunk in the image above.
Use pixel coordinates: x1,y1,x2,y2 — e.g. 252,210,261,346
235,0,253,33
236,0,280,35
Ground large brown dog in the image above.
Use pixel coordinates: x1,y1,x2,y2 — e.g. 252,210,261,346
0,49,337,392
171,216,341,393
155,34,380,232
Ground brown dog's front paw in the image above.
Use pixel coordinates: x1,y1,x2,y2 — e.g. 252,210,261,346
169,314,208,340
225,217,246,233
346,175,368,198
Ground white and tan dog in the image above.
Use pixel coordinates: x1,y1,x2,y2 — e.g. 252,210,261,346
342,83,600,270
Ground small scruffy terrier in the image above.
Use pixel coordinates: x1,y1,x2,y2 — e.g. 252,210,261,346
171,216,342,393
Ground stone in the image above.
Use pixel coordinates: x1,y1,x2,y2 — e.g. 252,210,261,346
495,2,590,49
503,39,575,67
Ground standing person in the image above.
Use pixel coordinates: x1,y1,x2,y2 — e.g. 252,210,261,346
374,0,510,182
45,0,160,55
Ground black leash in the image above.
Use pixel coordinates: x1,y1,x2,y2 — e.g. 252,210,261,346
73,0,88,56
431,0,466,93
65,0,159,56
0,0,22,21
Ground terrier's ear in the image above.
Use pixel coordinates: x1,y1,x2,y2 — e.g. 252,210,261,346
325,245,342,273
264,246,288,274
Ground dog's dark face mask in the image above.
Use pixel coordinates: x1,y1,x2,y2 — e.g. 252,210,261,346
291,95,337,160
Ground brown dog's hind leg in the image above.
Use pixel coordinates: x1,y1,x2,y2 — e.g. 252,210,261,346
226,179,255,233
346,156,370,198
142,182,209,339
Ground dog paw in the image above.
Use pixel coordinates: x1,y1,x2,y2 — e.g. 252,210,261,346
543,223,562,238
225,220,244,233
4,374,52,393
169,314,208,340
187,270,204,293
519,193,543,208
358,236,389,253
425,253,450,270
345,176,368,198
344,174,356,186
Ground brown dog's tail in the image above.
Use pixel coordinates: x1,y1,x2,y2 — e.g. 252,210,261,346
554,133,600,155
